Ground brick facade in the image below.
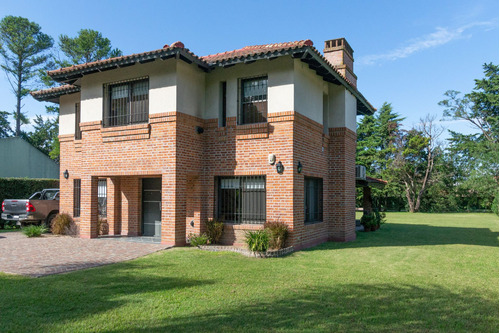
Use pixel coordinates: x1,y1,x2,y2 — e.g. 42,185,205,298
58,110,357,250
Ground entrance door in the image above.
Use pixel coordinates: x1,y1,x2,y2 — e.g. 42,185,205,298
142,178,161,237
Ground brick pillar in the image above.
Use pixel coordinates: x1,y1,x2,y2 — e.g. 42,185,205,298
186,175,202,236
162,172,186,246
121,176,141,236
80,176,98,239
107,177,121,235
328,127,356,242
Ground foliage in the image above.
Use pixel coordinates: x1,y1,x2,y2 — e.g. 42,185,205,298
59,29,122,65
264,222,288,249
205,218,224,244
22,224,48,237
245,229,270,252
0,111,12,138
25,115,58,156
98,218,108,236
0,15,53,136
51,213,73,235
187,233,209,247
0,178,59,219
360,211,385,230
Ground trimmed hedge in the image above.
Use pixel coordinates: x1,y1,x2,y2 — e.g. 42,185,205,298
0,177,59,213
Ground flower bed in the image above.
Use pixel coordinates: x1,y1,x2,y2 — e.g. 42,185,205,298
198,245,294,258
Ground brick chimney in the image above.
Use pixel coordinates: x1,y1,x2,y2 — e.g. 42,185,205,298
323,38,357,87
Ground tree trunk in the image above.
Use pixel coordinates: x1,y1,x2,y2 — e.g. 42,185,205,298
15,60,22,136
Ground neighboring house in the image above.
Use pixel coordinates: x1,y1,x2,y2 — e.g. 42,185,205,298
0,137,59,179
31,38,375,249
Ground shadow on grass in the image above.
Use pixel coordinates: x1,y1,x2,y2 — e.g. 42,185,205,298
0,260,214,332
310,223,498,251
103,283,497,332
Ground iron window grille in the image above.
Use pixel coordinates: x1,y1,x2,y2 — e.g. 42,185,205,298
75,102,81,140
73,179,81,218
238,76,268,125
305,177,323,223
216,176,266,224
98,179,107,217
103,77,149,127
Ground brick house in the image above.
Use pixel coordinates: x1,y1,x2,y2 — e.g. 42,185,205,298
31,38,375,249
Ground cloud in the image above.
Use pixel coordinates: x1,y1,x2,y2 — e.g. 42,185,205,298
358,21,496,66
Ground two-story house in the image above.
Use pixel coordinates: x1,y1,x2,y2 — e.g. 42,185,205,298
31,38,375,249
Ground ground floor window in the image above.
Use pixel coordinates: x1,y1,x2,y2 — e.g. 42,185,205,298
217,176,266,224
74,179,81,218
305,177,323,223
98,179,107,217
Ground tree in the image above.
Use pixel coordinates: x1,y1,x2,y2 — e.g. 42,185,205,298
391,115,443,213
0,16,53,136
59,29,122,65
0,111,12,138
25,115,58,156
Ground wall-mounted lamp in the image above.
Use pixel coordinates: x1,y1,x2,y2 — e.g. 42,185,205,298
276,161,284,174
63,169,69,179
297,161,303,174
190,220,194,227
195,126,204,134
268,153,276,165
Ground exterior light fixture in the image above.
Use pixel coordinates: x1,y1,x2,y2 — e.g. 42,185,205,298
297,161,303,174
276,161,284,174
63,169,69,179
195,126,204,134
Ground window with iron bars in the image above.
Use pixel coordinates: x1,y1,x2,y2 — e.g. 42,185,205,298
217,176,266,224
304,177,323,224
98,179,107,217
103,77,149,127
73,179,81,218
238,76,268,125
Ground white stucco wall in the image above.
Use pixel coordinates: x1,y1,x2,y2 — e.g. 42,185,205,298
328,84,357,132
204,57,294,120
177,61,205,118
79,59,177,123
59,92,81,135
293,59,324,124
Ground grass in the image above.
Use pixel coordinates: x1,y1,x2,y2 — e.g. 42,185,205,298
0,213,497,332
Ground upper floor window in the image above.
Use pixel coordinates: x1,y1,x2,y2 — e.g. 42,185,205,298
103,77,149,127
219,81,227,127
239,76,267,125
75,102,81,140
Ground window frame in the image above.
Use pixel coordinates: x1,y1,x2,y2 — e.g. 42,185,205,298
73,179,81,218
216,176,266,224
98,179,107,217
304,177,323,224
103,77,149,127
238,75,268,125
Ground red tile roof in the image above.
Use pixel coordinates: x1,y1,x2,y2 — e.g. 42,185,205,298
202,39,313,63
30,84,80,101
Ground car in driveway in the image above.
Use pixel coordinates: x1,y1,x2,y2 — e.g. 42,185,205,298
1,189,59,227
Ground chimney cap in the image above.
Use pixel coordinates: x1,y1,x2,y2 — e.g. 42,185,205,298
164,41,185,49
324,38,353,56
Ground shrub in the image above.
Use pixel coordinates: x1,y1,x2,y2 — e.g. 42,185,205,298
264,222,288,249
97,218,109,235
187,233,209,247
245,230,270,252
205,218,224,244
23,225,48,237
51,213,73,235
360,213,376,229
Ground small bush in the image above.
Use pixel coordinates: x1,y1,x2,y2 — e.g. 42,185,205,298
205,218,224,244
23,225,48,237
97,218,109,235
245,229,270,252
51,213,73,235
187,233,209,247
264,222,288,249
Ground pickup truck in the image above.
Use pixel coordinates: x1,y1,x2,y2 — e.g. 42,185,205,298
1,189,59,227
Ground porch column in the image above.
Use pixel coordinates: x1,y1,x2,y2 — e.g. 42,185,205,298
162,172,186,246
107,177,121,235
328,127,357,242
80,176,99,239
363,186,373,215
121,176,141,236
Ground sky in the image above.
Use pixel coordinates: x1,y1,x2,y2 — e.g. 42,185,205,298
0,0,498,141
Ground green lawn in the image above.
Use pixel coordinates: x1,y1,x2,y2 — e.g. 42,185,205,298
0,213,498,332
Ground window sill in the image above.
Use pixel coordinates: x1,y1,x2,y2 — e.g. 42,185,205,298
304,221,324,226
101,123,150,142
235,122,268,140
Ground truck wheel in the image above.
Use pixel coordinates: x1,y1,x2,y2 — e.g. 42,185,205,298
44,213,57,231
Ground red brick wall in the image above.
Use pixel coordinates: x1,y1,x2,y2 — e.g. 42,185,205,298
58,110,356,249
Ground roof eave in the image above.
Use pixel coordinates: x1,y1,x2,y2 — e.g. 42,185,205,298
30,86,81,103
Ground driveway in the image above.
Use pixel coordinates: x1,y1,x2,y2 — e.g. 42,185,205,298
0,232,170,277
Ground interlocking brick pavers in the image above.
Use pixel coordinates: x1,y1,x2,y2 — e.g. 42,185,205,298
0,232,170,277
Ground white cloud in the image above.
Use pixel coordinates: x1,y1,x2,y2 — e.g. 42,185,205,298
358,21,496,66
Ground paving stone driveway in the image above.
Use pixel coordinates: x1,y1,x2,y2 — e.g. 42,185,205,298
0,232,170,277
